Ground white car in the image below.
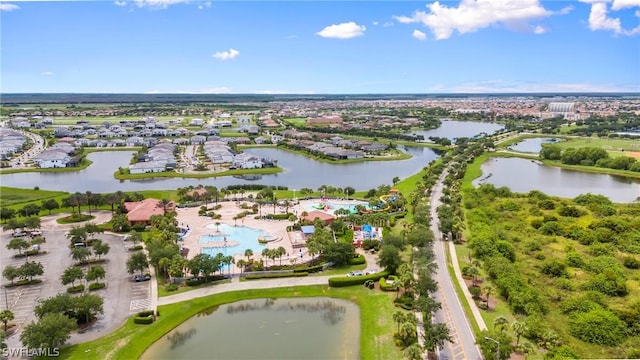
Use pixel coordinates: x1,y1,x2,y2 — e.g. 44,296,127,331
347,271,364,277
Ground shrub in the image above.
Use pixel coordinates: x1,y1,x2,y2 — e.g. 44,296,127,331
379,276,398,291
128,245,144,251
293,264,324,273
244,272,307,280
568,309,627,346
623,256,640,269
348,255,365,265
541,259,567,278
165,283,179,292
328,271,389,287
137,310,155,317
468,285,481,300
88,283,106,291
66,285,85,293
133,316,154,325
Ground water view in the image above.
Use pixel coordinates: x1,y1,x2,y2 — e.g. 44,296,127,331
410,119,505,140
141,297,360,360
0,146,439,192
474,157,640,203
508,137,561,153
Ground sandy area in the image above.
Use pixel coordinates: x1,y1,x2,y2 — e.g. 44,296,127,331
175,198,368,271
610,150,640,159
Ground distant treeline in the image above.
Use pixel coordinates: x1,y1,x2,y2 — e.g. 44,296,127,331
3,92,635,104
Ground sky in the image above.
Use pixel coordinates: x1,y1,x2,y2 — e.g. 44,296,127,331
1,0,639,94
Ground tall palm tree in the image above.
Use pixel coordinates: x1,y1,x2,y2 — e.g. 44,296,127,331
484,284,494,309
244,249,253,263
511,320,527,347
493,316,509,332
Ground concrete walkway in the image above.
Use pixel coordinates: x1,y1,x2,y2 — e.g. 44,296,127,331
158,275,332,306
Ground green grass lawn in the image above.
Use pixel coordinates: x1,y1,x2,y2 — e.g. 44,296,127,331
0,186,68,207
282,117,308,126
554,137,640,151
58,285,401,360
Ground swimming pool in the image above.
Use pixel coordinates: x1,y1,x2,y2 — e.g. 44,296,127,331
200,223,266,255
303,202,369,215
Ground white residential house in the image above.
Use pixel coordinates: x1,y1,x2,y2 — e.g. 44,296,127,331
129,161,167,174
34,149,71,168
189,118,204,126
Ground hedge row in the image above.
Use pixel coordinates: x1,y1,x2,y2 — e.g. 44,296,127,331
133,316,154,325
185,275,226,286
379,276,399,292
293,264,325,273
137,310,155,317
328,271,390,287
261,213,294,220
88,282,106,291
66,285,85,293
348,255,366,265
244,272,308,280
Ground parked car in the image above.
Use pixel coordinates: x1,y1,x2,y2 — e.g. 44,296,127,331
12,231,27,237
133,274,151,282
347,271,364,277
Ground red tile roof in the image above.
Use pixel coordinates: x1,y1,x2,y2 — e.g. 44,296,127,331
124,198,175,223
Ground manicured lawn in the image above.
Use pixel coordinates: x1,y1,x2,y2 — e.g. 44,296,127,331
113,166,283,180
157,278,232,297
554,137,640,151
0,186,68,207
58,285,401,360
282,117,308,126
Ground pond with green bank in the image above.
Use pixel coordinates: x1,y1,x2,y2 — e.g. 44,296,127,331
141,297,360,360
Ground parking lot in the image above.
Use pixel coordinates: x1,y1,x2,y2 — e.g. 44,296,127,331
1,212,153,347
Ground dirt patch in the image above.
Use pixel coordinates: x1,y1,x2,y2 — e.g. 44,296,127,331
611,150,640,158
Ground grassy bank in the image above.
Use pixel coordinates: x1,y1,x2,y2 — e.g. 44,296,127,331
276,145,412,164
0,186,68,207
59,285,401,360
113,166,283,180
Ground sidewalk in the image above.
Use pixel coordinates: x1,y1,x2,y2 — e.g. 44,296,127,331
158,275,332,306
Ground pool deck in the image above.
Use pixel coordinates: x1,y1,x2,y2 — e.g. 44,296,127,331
175,198,366,272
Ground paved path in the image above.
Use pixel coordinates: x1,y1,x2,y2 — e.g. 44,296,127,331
429,169,485,360
158,275,332,306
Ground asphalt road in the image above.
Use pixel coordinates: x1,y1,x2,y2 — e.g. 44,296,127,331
429,169,483,360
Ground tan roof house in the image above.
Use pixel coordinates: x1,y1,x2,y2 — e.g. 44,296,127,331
124,198,175,225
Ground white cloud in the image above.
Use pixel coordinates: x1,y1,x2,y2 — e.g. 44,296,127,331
412,29,427,40
558,5,574,14
533,25,547,34
382,21,394,27
133,0,190,9
611,0,640,10
372,21,379,26
212,48,240,61
42,71,53,76
0,3,19,11
316,21,366,39
198,1,211,10
145,87,232,94
443,80,640,93
582,0,640,35
114,1,127,6
393,0,553,40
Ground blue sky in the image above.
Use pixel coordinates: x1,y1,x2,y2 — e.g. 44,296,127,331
1,0,639,93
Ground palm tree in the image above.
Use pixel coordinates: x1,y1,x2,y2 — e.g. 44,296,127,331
392,310,405,333
468,265,480,286
244,249,253,263
511,320,527,347
160,198,172,215
215,222,221,233
0,309,14,332
276,246,286,266
484,284,494,309
493,316,509,332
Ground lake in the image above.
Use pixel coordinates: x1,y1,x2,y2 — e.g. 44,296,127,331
141,297,360,360
508,137,561,153
0,146,439,192
474,157,640,203
410,119,505,140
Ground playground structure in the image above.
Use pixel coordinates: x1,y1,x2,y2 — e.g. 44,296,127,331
369,189,399,213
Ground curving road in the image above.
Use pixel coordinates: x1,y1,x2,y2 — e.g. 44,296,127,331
429,169,483,360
